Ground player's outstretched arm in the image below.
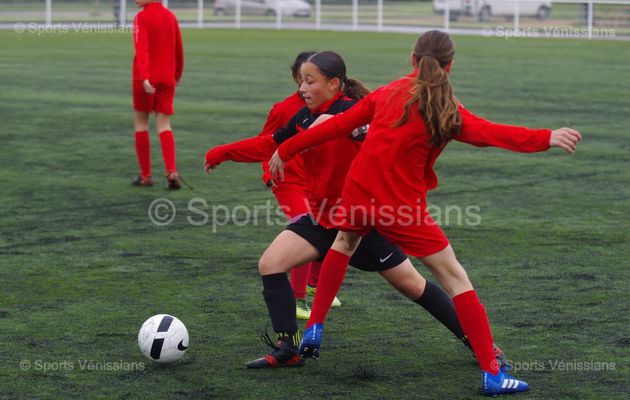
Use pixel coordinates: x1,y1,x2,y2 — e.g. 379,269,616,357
204,135,277,174
456,105,581,153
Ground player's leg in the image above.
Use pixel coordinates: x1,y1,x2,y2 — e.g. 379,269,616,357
378,259,470,344
307,261,341,307
300,230,362,358
420,245,527,395
308,230,361,324
247,230,320,368
132,79,153,187
155,112,179,189
155,83,179,190
346,230,472,352
378,261,507,366
290,263,312,319
272,186,315,319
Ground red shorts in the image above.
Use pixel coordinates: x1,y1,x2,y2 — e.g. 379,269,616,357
133,80,175,115
371,216,450,259
272,183,310,221
331,195,450,258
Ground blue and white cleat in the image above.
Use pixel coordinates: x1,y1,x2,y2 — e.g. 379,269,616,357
483,370,529,396
298,323,324,359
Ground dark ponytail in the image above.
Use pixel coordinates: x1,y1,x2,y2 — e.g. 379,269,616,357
343,78,371,101
308,51,371,100
395,30,461,147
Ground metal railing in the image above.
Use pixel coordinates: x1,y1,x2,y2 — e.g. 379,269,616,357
1,0,628,38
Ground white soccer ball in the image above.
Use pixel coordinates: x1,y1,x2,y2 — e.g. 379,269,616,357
138,314,189,364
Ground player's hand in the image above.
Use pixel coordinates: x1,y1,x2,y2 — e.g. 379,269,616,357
269,150,285,182
204,148,223,174
204,163,217,175
143,79,156,94
550,127,582,154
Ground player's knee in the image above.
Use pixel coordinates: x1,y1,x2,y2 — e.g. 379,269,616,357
134,120,149,132
258,255,271,275
258,252,286,276
156,114,171,132
396,273,425,299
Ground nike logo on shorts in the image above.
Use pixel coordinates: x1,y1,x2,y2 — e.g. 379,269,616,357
379,252,394,263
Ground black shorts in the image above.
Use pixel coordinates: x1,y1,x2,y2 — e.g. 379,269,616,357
285,215,407,272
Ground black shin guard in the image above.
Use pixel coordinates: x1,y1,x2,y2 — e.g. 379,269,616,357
261,273,298,341
414,281,471,349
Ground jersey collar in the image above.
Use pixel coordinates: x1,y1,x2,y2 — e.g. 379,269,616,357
311,92,344,115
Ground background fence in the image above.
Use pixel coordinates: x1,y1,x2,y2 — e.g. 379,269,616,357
1,0,629,37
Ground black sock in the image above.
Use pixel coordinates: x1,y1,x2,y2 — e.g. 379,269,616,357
414,281,472,350
261,273,298,343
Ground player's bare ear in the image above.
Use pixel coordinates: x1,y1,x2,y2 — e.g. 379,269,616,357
328,77,341,93
411,52,418,68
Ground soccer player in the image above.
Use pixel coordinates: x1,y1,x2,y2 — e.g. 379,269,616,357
204,51,337,319
271,31,582,395
206,51,507,370
131,0,183,189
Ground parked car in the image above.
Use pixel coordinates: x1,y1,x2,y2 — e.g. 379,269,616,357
213,0,312,17
433,0,552,22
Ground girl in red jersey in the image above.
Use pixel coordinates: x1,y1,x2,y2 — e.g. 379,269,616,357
206,51,507,370
131,0,183,189
205,51,337,319
270,31,582,395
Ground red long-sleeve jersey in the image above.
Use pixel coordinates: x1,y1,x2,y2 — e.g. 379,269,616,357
133,2,183,85
205,92,306,186
205,93,362,227
278,72,552,218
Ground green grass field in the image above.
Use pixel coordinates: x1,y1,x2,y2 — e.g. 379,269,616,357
0,28,629,399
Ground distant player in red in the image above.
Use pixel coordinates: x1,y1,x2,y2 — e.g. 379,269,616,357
132,0,183,189
204,51,335,319
271,31,581,395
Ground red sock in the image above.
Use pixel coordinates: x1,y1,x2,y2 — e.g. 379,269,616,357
134,131,151,178
159,130,176,173
290,263,310,299
452,290,499,374
307,261,322,287
306,250,349,329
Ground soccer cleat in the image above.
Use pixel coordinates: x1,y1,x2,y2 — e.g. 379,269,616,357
166,171,181,190
246,333,305,369
296,298,311,320
298,323,324,359
482,370,529,396
307,285,341,308
132,175,154,187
